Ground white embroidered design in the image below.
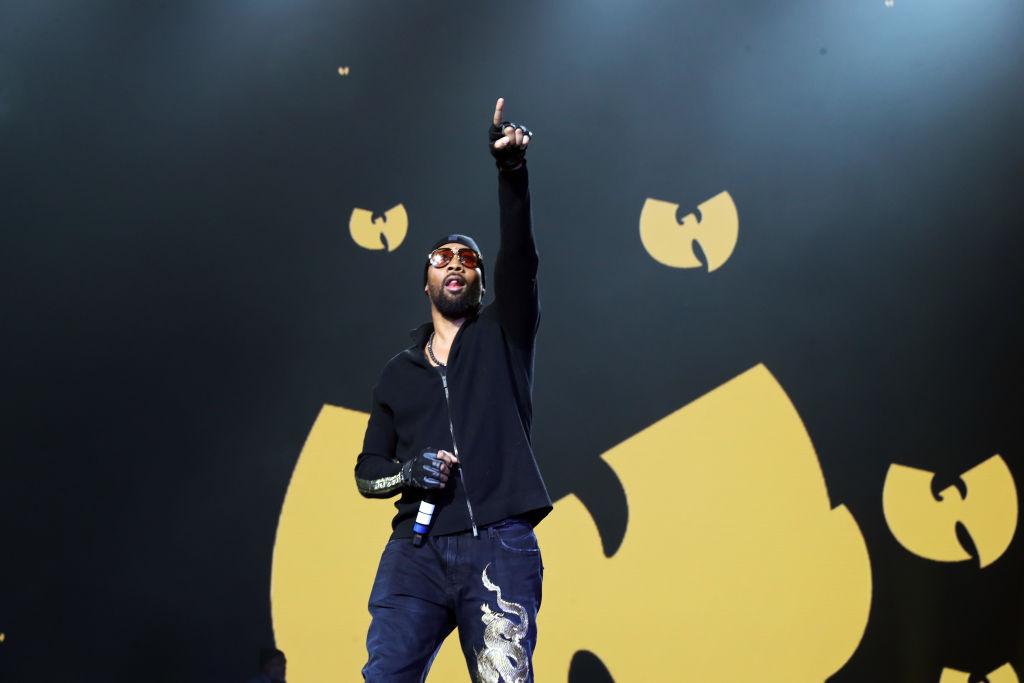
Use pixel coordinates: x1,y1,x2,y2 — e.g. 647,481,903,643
476,563,530,683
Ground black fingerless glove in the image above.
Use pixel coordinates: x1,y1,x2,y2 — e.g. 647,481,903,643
489,120,531,171
401,447,446,490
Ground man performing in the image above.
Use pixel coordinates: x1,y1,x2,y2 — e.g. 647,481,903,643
354,97,552,683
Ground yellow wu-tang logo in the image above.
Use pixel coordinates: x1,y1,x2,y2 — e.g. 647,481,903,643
639,192,738,271
271,364,871,681
349,203,407,252
940,663,1019,683
526,364,870,681
882,455,1018,568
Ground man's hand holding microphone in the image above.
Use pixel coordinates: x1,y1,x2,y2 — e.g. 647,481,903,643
406,447,458,547
402,448,459,490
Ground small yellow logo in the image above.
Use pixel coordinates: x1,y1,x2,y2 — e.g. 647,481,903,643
882,455,1018,568
337,66,350,76
940,663,1019,683
639,192,739,272
349,204,407,252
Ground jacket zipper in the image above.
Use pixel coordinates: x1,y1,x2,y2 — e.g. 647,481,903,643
437,367,479,537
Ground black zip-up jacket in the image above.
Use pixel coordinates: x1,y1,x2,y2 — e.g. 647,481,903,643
354,164,552,539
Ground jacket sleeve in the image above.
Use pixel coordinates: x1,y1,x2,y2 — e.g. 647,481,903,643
354,383,403,498
491,163,539,346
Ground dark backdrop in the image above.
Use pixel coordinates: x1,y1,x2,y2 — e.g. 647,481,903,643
2,1,1022,680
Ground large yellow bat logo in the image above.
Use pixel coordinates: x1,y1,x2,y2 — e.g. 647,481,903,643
639,192,738,271
271,365,871,681
940,663,1019,683
349,203,408,252
882,455,1018,568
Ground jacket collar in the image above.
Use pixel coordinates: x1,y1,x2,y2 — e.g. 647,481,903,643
408,308,482,348
407,311,480,366
409,322,434,348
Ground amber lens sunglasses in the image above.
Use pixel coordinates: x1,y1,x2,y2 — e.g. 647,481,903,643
427,247,481,269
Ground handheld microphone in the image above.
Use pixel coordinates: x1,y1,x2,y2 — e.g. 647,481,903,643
409,447,446,547
412,494,436,547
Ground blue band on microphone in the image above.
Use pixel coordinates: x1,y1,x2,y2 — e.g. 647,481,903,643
413,499,437,539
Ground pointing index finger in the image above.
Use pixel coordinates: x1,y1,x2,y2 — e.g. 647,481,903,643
492,97,504,127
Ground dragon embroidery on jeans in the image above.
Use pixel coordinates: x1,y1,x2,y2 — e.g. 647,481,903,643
476,563,529,683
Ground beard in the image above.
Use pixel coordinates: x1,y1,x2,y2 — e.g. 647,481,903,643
427,277,483,320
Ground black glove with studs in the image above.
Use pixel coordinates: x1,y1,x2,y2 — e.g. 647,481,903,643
489,120,532,171
401,447,448,490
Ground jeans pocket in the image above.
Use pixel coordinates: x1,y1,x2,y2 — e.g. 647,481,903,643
493,520,540,555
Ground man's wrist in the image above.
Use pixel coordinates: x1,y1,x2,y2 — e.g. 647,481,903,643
498,159,526,172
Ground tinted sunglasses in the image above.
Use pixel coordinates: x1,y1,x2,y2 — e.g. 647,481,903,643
427,247,481,269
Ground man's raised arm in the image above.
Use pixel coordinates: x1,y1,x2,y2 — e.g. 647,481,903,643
488,97,539,346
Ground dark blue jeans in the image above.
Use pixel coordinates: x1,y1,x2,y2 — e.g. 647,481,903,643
362,518,544,682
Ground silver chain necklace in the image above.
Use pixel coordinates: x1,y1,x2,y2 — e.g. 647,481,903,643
427,331,445,367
